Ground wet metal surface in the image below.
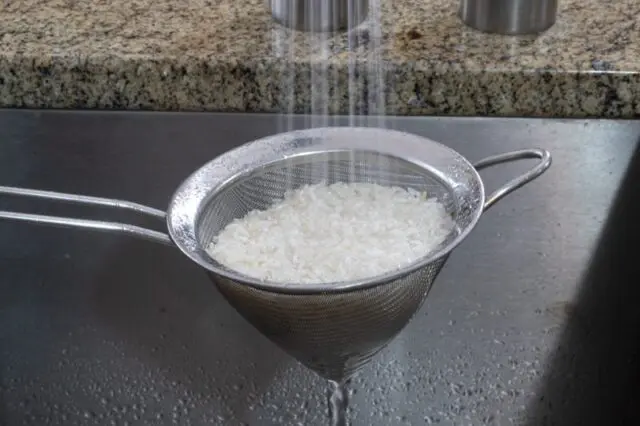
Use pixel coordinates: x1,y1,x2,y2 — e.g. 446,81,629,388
1,111,639,425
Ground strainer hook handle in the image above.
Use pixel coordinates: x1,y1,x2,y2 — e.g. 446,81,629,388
0,185,173,246
473,148,552,212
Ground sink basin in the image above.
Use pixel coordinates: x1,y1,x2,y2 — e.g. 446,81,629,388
0,110,639,425
523,122,640,425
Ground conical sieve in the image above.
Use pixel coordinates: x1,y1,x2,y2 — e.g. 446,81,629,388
0,127,551,383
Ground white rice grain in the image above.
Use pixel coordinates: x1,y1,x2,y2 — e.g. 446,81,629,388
206,182,454,284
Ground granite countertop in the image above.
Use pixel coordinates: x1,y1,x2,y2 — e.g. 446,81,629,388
1,0,639,118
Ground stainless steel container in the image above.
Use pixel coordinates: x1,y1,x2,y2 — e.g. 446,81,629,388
267,0,369,32
459,0,558,35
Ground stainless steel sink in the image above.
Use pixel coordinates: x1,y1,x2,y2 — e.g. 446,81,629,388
1,110,639,425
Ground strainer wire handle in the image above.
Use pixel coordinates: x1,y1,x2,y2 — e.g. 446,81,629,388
473,148,552,212
0,185,173,245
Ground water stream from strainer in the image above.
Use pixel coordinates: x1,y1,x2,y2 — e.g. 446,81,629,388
328,380,350,426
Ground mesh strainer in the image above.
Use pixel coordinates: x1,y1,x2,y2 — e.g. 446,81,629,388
0,127,551,383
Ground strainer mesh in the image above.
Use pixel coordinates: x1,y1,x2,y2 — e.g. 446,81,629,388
197,150,464,381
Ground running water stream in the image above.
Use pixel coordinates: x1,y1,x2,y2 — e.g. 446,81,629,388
271,1,388,424
274,0,387,131
328,380,350,426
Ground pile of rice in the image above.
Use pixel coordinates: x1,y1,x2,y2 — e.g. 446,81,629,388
206,182,454,284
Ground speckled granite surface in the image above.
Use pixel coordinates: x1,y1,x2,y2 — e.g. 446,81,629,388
0,0,638,117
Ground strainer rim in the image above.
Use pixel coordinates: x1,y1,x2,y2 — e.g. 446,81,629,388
166,126,486,295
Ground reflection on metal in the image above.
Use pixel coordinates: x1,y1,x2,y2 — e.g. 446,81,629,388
268,0,369,32
459,0,558,35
